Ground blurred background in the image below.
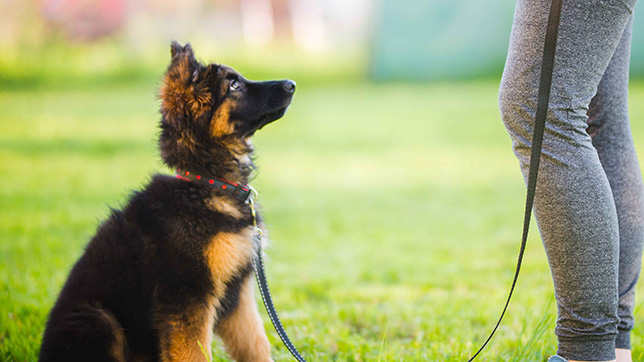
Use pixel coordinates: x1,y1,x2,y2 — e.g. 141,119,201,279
2,0,643,86
2,1,644,361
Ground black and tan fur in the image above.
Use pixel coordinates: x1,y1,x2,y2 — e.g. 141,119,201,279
39,41,295,362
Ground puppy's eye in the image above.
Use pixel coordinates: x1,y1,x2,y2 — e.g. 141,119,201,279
229,80,241,91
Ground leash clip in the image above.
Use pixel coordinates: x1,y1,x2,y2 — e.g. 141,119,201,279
247,186,263,240
246,184,259,205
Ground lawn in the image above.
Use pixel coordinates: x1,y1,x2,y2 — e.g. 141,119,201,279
1,77,644,362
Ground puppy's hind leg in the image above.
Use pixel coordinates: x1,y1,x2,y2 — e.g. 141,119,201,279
39,303,128,362
216,276,274,362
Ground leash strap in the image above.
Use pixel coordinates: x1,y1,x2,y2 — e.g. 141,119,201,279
253,245,308,362
467,0,562,360
250,198,309,362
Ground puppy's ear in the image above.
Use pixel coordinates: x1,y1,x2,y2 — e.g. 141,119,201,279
170,41,182,58
170,41,196,62
160,42,212,122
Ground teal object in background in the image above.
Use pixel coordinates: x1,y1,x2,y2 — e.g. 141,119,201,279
632,11,644,77
371,0,644,81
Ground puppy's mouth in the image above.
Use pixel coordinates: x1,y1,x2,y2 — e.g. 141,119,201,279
256,106,288,131
236,105,290,138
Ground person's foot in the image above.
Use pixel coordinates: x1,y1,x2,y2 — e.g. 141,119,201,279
548,355,618,362
548,356,567,362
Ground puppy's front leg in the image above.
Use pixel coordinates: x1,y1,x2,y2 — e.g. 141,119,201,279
216,276,274,362
158,305,215,362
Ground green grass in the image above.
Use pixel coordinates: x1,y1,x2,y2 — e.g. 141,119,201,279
2,78,644,362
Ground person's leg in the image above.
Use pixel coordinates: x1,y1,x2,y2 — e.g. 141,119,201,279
587,16,644,361
498,0,638,360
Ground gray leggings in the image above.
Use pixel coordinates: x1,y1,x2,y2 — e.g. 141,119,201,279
499,0,642,360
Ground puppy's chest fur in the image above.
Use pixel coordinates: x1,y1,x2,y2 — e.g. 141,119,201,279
201,206,259,326
160,174,260,288
203,215,256,294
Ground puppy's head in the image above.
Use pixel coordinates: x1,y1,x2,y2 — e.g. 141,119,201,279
158,41,295,176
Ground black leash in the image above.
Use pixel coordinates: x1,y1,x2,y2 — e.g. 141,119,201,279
250,197,309,362
251,0,563,360
466,0,562,360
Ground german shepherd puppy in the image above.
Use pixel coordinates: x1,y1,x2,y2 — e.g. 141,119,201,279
39,41,295,362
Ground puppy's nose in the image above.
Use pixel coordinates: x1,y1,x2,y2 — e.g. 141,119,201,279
282,80,296,93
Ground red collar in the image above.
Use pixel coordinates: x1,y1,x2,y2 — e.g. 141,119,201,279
175,168,256,203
